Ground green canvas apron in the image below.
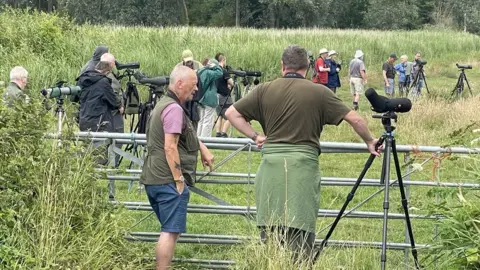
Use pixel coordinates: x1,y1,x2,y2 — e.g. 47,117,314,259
255,143,321,233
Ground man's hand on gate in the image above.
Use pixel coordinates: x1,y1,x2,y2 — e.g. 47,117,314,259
255,135,267,148
199,142,214,171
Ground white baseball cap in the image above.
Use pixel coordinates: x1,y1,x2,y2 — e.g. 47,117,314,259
319,48,328,55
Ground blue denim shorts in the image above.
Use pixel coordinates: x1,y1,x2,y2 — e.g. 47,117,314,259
385,78,395,95
145,183,190,233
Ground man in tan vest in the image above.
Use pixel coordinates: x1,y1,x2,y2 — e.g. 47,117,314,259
140,65,214,270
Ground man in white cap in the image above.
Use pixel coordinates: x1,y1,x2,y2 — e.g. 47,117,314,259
175,49,204,131
176,49,203,71
348,50,367,111
312,48,330,86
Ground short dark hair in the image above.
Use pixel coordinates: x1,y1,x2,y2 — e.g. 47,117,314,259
215,53,225,63
282,45,309,71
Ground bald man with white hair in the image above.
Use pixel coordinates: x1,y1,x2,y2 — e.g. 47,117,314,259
2,66,30,107
140,66,214,270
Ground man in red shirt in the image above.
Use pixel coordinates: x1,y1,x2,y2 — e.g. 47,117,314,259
312,48,330,86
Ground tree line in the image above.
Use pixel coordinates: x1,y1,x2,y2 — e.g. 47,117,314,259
1,0,480,34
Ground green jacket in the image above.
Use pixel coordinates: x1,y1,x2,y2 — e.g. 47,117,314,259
2,82,29,107
140,94,200,186
198,59,224,108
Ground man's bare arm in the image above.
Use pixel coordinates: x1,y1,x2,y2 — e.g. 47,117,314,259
164,133,183,180
225,106,256,138
344,111,375,143
382,70,388,84
361,70,367,83
344,111,381,156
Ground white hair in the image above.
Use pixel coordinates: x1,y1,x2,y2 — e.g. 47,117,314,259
400,55,408,60
169,65,194,87
10,66,28,81
100,53,115,63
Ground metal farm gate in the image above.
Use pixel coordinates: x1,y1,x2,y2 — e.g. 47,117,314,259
73,132,480,269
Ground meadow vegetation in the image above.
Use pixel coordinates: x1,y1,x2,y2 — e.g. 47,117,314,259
1,9,480,269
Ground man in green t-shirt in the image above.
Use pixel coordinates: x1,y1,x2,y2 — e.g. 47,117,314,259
225,45,381,264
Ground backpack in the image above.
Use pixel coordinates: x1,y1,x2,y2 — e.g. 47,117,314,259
124,81,140,115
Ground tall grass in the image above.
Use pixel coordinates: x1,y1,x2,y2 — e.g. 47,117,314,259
1,8,480,269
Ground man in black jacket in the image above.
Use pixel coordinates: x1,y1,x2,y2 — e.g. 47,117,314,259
77,61,118,132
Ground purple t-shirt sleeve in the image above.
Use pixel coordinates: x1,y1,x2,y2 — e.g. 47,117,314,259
161,103,184,134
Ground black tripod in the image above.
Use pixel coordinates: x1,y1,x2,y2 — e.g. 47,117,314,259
451,68,472,98
409,65,430,96
119,85,161,168
212,75,239,134
315,111,421,270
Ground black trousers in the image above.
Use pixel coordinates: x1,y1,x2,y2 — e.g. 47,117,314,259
259,226,316,265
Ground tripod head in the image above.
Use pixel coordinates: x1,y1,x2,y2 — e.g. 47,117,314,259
373,111,397,134
366,88,411,134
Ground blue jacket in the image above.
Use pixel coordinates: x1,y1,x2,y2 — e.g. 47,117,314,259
325,59,341,88
394,63,406,82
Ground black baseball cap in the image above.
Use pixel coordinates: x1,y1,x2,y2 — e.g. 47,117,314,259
390,54,398,60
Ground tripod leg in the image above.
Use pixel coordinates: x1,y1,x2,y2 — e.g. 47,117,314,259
314,137,385,262
391,139,421,269
421,72,430,95
451,74,462,98
464,73,473,95
380,137,393,270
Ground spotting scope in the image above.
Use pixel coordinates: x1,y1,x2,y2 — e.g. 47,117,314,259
365,88,412,113
41,86,82,99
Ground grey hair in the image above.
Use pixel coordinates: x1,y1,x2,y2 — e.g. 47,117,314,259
95,61,112,73
282,45,309,71
169,65,193,86
10,66,28,81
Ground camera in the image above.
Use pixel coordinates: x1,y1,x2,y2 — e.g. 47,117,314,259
456,63,472,69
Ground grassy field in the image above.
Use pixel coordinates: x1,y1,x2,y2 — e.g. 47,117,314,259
1,10,480,270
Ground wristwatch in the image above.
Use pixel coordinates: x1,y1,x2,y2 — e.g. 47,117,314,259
251,132,259,141
174,176,185,183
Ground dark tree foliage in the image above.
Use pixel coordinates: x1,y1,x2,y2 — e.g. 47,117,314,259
0,0,478,34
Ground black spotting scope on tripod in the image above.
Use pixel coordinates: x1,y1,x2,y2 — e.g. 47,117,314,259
314,88,421,270
451,63,473,99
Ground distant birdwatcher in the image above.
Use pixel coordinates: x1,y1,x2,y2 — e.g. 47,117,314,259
348,49,367,111
176,49,203,71
394,55,411,97
2,66,30,107
325,50,341,93
382,53,397,97
312,48,330,86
